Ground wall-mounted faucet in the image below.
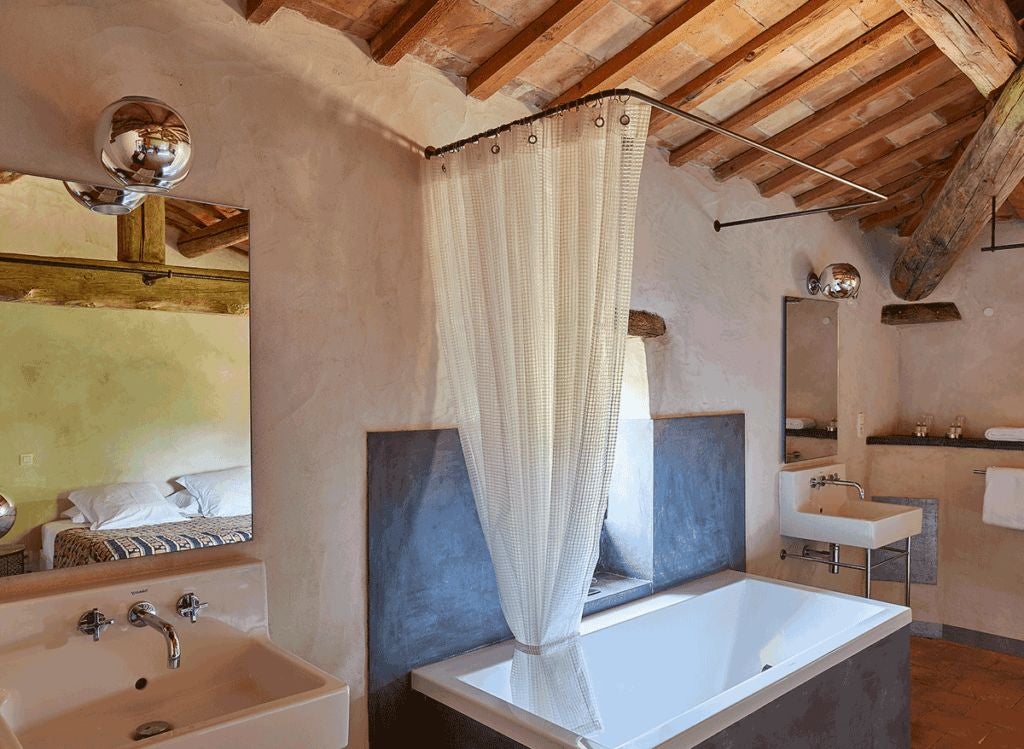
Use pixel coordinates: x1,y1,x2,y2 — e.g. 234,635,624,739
128,601,181,670
810,472,865,501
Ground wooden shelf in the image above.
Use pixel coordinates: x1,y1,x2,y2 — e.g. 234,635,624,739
786,428,838,440
867,435,1024,451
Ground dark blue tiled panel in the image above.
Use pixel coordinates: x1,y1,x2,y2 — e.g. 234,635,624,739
652,414,746,591
872,496,938,585
367,429,511,692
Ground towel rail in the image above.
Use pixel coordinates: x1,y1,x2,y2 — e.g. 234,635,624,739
973,469,988,475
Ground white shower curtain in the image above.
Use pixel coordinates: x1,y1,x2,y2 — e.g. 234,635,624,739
425,98,650,656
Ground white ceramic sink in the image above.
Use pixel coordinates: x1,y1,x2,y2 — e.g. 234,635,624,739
0,561,348,749
780,463,923,549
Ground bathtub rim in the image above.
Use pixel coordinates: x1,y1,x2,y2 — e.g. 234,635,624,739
411,569,911,749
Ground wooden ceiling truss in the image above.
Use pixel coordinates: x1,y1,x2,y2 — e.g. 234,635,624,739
242,0,1024,297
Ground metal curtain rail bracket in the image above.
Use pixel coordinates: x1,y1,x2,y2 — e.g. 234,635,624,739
982,196,1024,252
424,88,888,230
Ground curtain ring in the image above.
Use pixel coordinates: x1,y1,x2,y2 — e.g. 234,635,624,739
617,93,630,103
594,115,605,128
620,114,630,126
441,163,447,173
491,143,500,154
527,133,538,144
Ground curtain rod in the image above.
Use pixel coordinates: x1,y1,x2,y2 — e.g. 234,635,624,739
0,255,249,284
425,88,888,230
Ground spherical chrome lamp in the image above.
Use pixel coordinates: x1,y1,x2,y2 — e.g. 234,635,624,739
807,263,861,300
0,494,16,539
63,181,147,215
95,96,192,192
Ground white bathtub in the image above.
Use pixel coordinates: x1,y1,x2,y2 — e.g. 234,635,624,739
412,570,910,749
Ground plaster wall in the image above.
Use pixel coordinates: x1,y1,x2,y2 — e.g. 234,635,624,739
892,221,1024,434
630,156,901,595
866,221,1024,638
0,2,900,747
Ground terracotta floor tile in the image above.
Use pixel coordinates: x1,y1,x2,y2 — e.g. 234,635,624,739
911,637,1024,749
911,723,948,749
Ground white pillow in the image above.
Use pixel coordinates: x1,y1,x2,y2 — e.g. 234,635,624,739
60,507,88,524
176,466,251,517
68,482,188,530
165,489,203,516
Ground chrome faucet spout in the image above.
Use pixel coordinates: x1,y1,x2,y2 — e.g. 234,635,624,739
810,474,865,501
128,602,181,669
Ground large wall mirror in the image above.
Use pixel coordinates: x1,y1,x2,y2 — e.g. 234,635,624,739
783,296,838,464
0,169,251,577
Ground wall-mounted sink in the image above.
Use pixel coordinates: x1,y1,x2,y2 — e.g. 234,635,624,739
0,561,348,749
780,463,922,549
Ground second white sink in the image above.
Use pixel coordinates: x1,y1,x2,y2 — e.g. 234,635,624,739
780,463,923,549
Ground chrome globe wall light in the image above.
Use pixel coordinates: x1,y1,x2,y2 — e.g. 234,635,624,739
64,96,193,214
807,263,861,300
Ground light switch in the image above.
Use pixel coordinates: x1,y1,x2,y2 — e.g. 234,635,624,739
19,453,33,466
856,413,866,439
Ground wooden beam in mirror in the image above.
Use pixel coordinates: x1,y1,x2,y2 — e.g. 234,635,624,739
0,169,251,577
116,196,166,264
783,296,839,464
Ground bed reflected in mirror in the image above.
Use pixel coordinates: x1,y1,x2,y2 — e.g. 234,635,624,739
0,169,251,576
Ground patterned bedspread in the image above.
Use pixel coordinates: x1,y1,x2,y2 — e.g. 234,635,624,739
53,515,252,568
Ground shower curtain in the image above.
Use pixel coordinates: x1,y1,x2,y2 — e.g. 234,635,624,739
425,97,649,730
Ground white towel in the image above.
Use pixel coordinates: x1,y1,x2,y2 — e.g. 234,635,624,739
985,427,1024,441
983,468,1024,530
786,417,816,430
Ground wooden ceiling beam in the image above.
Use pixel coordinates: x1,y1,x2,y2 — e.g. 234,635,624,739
668,13,917,166
0,253,249,316
758,75,971,198
793,108,984,208
646,0,848,135
548,0,722,106
245,0,287,24
859,190,929,231
177,212,250,258
370,0,458,66
895,141,967,235
829,150,958,220
891,63,1024,299
467,0,606,100
894,0,1024,97
714,46,945,181
842,177,929,220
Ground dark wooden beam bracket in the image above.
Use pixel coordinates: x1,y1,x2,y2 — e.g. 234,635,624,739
628,309,666,338
881,302,961,325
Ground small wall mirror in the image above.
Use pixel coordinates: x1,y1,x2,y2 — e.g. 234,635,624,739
783,296,838,464
0,169,251,577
